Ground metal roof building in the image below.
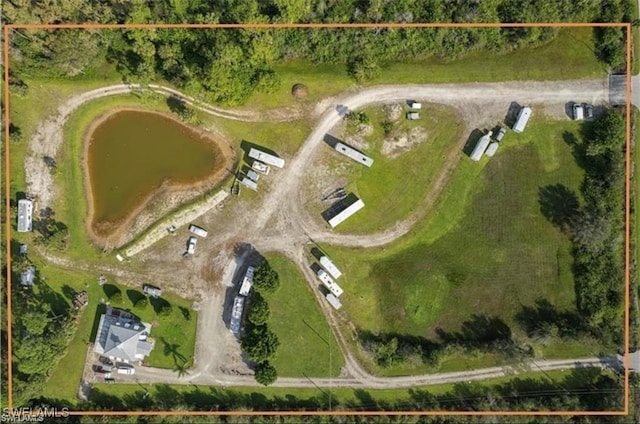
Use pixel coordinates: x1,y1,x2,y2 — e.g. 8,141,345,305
239,266,254,296
143,284,162,298
249,148,285,168
316,269,344,297
319,255,342,279
327,198,365,228
334,142,374,167
230,295,245,335
240,177,258,191
512,106,532,133
470,131,493,162
17,199,33,232
326,293,342,310
94,307,154,364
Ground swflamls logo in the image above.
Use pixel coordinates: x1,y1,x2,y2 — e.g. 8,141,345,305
1,408,70,422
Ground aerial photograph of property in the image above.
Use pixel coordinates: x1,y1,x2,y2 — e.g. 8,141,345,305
2,0,640,421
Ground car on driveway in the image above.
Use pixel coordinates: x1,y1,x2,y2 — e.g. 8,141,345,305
572,103,584,120
584,103,594,119
117,366,135,375
186,236,197,255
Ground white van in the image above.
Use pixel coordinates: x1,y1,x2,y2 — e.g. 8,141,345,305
187,237,197,255
188,224,208,238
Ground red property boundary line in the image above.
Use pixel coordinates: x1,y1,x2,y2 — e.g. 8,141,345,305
2,22,632,416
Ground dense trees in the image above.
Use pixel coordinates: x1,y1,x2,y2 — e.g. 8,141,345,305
247,291,270,325
4,1,628,104
253,261,280,293
241,323,280,363
254,360,278,386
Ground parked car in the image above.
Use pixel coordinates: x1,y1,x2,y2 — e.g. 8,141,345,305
584,103,594,119
117,367,135,375
186,236,197,255
495,127,506,142
572,103,584,120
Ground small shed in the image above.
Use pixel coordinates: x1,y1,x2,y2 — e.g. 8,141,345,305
143,284,162,298
406,112,420,120
409,101,422,110
20,266,36,287
17,199,33,233
470,131,493,162
246,170,260,182
326,293,342,310
240,177,258,191
512,106,532,133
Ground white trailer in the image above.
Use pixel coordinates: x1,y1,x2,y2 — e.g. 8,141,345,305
326,293,342,310
485,142,499,157
327,198,365,228
512,106,532,133
251,161,270,175
249,148,285,168
239,266,254,296
409,101,422,110
316,269,344,297
240,177,258,191
188,224,208,238
319,256,342,279
334,142,374,167
230,295,245,335
470,131,492,162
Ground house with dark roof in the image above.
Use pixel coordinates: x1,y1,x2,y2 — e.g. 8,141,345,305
93,306,154,363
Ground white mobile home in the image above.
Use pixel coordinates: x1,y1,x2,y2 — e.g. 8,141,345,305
316,269,344,297
469,131,493,162
319,255,342,279
240,177,258,191
248,148,285,168
230,295,245,335
334,142,374,167
17,199,33,232
327,198,365,228
512,107,532,133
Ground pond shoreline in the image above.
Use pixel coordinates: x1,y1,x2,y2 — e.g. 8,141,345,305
82,108,235,249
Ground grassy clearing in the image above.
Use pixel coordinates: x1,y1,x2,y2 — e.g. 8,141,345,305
307,104,462,234
88,368,594,411
37,253,197,402
321,117,597,374
263,255,344,377
244,28,606,109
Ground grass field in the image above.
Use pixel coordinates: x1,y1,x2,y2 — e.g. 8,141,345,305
321,116,603,374
88,368,615,411
36,254,197,402
243,28,606,109
305,104,463,234
263,255,344,377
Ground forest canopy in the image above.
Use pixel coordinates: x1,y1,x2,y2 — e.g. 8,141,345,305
4,0,631,105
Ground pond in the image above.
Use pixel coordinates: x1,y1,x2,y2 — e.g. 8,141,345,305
86,110,228,239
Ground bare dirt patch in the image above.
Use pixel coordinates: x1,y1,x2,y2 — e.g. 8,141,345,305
383,103,403,122
83,109,236,250
382,127,429,158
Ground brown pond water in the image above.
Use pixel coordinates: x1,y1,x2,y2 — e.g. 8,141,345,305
87,110,226,237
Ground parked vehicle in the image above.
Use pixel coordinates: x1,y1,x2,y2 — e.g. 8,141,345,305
187,236,197,255
188,224,208,238
406,112,420,120
572,103,584,120
117,366,135,375
495,127,506,142
584,103,594,119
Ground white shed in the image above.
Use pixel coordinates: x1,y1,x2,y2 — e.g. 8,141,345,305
485,142,499,157
470,131,493,162
512,107,532,133
319,256,342,279
326,293,342,310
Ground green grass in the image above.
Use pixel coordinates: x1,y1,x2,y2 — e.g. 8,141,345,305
320,117,600,374
244,28,606,109
36,252,197,402
310,104,463,234
263,254,344,377
88,368,605,411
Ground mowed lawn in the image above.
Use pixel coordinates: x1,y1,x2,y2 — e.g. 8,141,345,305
326,117,591,346
264,255,344,378
36,255,197,403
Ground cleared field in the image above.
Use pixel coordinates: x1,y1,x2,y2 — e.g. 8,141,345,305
303,103,462,234
263,255,344,377
323,116,603,374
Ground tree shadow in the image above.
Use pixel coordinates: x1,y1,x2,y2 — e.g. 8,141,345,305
504,101,522,128
102,284,120,299
239,140,280,164
160,336,187,365
323,133,341,148
89,302,108,343
462,129,484,157
436,314,512,346
562,130,590,171
166,95,188,114
178,306,191,320
61,284,77,301
538,184,579,232
36,281,70,317
126,289,145,305
515,299,584,339
150,296,172,314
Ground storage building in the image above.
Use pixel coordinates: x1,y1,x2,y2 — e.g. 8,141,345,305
246,170,260,182
326,293,342,310
230,295,245,335
409,101,422,110
334,142,374,167
327,198,365,228
319,255,342,279
143,284,162,298
485,142,499,157
239,266,254,296
512,107,532,133
316,269,344,297
248,148,285,168
17,199,33,232
470,131,493,162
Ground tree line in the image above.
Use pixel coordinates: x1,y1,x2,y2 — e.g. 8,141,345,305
4,0,631,105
